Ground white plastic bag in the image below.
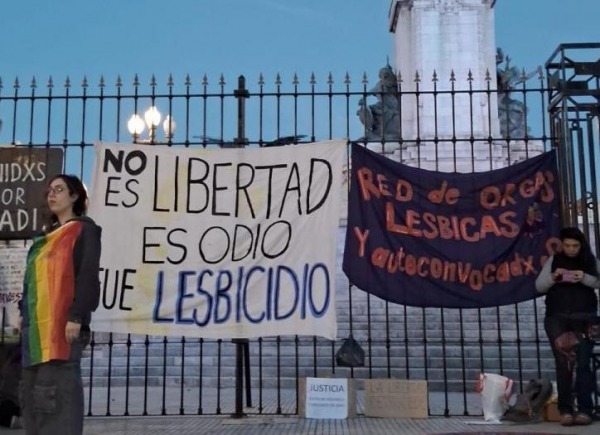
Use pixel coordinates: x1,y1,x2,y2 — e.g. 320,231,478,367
475,373,514,422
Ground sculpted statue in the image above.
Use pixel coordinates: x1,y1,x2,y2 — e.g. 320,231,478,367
496,48,539,140
357,65,401,141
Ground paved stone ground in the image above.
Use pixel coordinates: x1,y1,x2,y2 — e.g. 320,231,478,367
1,388,596,434
0,415,596,435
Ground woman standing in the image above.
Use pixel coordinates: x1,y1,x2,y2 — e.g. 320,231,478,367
19,174,101,435
536,227,600,427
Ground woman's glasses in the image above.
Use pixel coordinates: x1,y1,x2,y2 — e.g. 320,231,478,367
46,185,66,196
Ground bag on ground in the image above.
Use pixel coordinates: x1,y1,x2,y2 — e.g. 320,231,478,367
335,335,365,368
475,373,513,422
502,379,553,423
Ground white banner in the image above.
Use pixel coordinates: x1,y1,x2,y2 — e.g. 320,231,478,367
88,140,345,340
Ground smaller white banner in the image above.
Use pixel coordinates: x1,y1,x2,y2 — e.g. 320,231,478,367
0,243,28,342
305,377,348,419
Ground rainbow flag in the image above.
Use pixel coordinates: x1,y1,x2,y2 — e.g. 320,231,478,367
22,221,83,366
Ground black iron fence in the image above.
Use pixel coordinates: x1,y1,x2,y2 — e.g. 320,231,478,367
1,47,599,417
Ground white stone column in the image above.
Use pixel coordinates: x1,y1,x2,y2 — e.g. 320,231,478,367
389,0,505,172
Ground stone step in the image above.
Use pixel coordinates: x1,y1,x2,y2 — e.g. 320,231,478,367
82,366,556,392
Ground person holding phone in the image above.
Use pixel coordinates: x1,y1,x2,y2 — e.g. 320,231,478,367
536,227,600,427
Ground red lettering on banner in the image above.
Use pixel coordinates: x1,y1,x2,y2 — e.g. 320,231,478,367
430,258,443,279
481,171,556,210
496,263,510,282
483,264,495,283
357,167,380,200
443,262,457,282
357,167,414,202
540,171,555,202
427,180,460,205
422,212,439,239
364,244,541,291
469,270,483,291
457,263,472,283
519,179,535,197
460,217,478,242
353,227,370,257
387,252,399,273
480,215,502,238
371,247,390,268
377,174,392,197
386,204,422,237
386,209,518,242
417,257,429,277
498,211,519,237
395,180,413,201
405,254,417,275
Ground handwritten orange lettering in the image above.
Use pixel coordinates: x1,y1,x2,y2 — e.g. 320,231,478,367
483,264,496,283
371,247,390,268
417,257,429,277
430,258,443,279
479,215,502,238
469,271,483,291
405,255,417,275
395,180,413,201
353,227,370,257
480,186,501,210
377,174,392,197
357,167,380,200
459,217,479,242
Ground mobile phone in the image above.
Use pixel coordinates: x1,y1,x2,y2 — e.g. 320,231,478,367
561,271,576,282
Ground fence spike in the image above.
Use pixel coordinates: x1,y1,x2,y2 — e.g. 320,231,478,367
99,75,105,88
361,72,368,85
414,71,420,83
150,75,157,87
116,75,123,87
485,69,491,82
65,76,71,88
31,77,37,89
449,70,456,82
275,73,281,86
167,74,174,87
82,76,88,88
537,66,544,80
397,70,402,83
327,72,334,85
47,76,54,89
344,72,351,85
133,74,140,87
310,72,316,85
219,74,225,86
0,77,3,90
202,74,208,86
293,73,299,86
520,68,527,82
185,74,191,87
258,73,264,86
432,70,438,82
467,69,473,82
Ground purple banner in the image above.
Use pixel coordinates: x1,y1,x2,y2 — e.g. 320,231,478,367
343,144,560,308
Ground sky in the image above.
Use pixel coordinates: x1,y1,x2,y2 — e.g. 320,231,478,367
1,0,599,87
0,0,599,155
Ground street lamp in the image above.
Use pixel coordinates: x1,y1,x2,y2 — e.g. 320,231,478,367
127,106,176,144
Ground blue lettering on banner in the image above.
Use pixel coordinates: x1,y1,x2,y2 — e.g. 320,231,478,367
152,263,330,326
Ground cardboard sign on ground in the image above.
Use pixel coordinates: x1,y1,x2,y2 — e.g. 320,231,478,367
364,379,428,419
